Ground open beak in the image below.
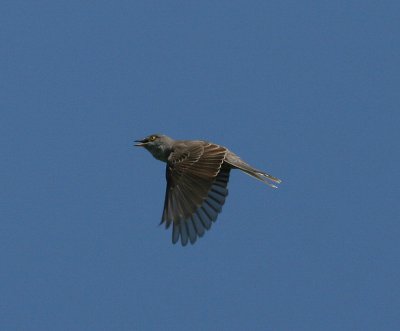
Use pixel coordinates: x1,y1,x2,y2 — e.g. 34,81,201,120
134,138,147,147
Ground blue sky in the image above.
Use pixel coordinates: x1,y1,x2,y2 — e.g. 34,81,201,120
1,1,399,330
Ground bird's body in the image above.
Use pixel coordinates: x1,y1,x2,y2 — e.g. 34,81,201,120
135,134,281,246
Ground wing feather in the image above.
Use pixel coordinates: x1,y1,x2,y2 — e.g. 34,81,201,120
161,142,231,245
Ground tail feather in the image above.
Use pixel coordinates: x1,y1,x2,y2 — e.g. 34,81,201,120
241,169,281,188
224,155,281,188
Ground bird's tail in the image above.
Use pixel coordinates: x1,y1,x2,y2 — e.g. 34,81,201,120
225,157,281,188
241,168,281,188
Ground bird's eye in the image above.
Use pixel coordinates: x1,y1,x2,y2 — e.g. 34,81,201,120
149,135,156,141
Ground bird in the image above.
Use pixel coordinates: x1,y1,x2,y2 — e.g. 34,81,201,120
134,133,281,246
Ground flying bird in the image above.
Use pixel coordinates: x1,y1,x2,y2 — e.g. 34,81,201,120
135,134,281,246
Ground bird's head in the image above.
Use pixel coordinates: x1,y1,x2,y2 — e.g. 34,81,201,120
134,134,174,162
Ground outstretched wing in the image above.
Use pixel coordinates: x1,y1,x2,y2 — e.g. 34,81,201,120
161,142,230,246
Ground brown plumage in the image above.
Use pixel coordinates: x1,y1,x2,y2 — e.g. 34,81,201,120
135,134,281,246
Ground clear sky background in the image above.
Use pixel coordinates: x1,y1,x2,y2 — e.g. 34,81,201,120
1,1,399,330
